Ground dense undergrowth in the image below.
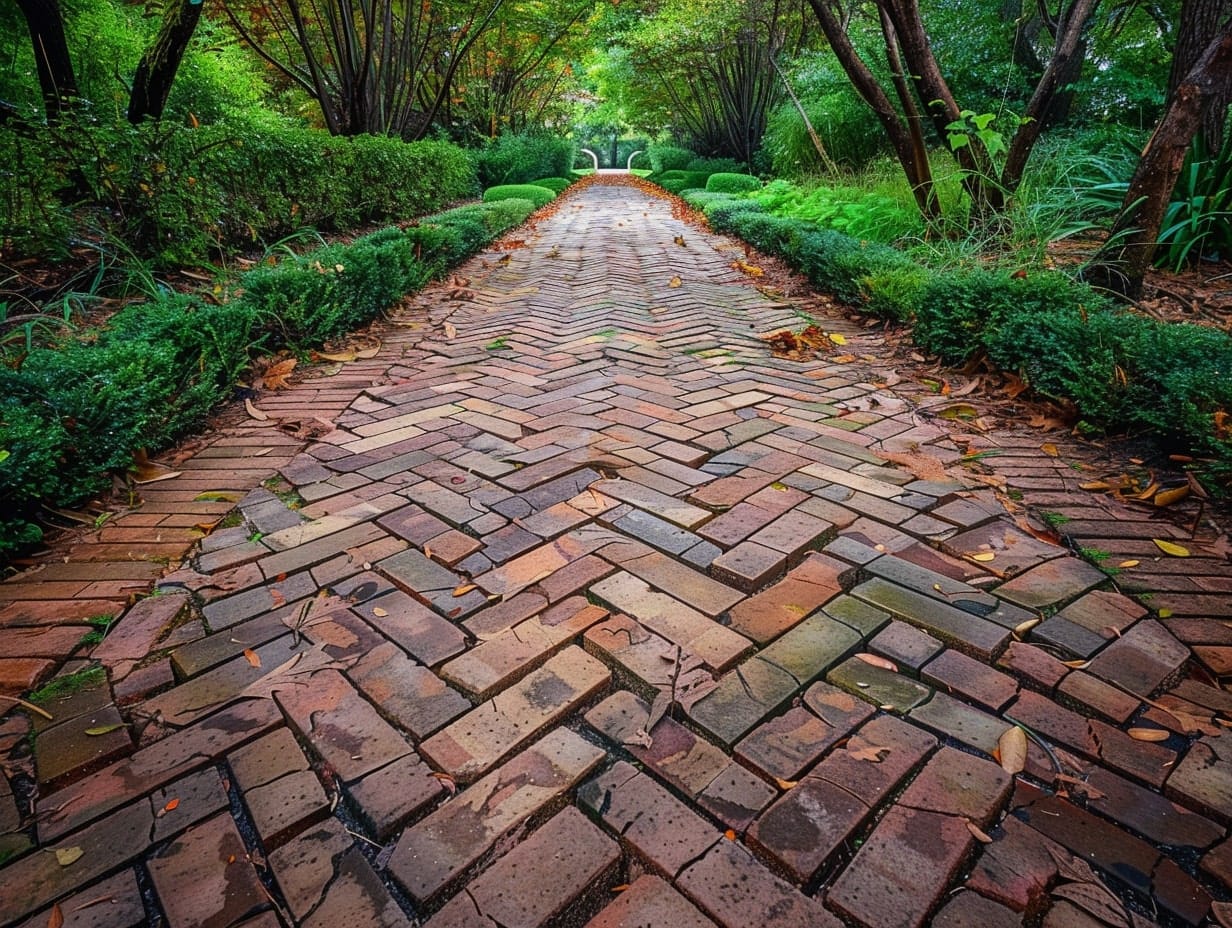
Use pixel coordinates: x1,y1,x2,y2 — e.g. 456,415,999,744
0,193,546,559
644,156,1232,488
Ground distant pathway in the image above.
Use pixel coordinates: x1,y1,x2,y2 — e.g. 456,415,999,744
2,176,1231,928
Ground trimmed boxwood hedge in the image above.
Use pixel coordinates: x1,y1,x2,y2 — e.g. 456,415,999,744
0,198,537,560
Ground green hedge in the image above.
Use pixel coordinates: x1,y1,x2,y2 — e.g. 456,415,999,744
529,177,573,193
1,116,478,264
0,197,536,559
483,184,556,208
699,196,1232,477
646,144,696,173
474,132,575,187
706,173,763,194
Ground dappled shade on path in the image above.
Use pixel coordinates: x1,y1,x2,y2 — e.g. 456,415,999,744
2,177,1231,928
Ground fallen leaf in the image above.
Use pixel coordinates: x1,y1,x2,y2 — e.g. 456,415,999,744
85,723,125,736
163,797,180,813
1127,727,1169,742
934,402,979,420
452,584,476,597
965,819,993,843
847,737,889,763
54,846,84,867
723,829,737,841
243,648,261,668
1041,443,1059,457
269,588,286,609
443,322,458,340
1154,484,1191,507
262,358,297,390
372,607,389,617
194,491,242,503
314,350,357,362
998,726,1028,775
968,551,997,562
669,276,682,288
854,652,898,672
1158,608,1174,619
48,904,64,928
829,332,847,346
1153,539,1191,557
774,777,799,790
130,450,182,485
0,693,54,721
1211,900,1232,928
354,343,381,359
610,884,631,894
1117,560,1140,569
1013,617,1041,638
1062,658,1092,669
430,771,457,795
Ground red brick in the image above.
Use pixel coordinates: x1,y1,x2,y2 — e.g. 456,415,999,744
584,874,718,928
147,812,267,928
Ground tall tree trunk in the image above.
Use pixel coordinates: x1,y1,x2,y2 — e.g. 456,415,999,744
1084,22,1232,298
1169,0,1232,150
805,0,941,223
128,0,206,123
15,0,77,120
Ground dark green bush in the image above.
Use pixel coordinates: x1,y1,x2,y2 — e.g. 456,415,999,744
530,177,572,193
680,190,736,211
2,117,478,263
483,184,555,209
474,132,575,187
647,144,696,173
686,156,745,174
706,173,762,194
0,198,533,559
650,170,714,194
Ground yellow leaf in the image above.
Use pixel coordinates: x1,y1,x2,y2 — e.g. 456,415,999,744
1118,560,1140,569
935,403,979,420
372,607,389,617
1127,727,1169,742
1154,484,1191,507
1153,539,1191,557
669,276,682,288
829,332,847,345
1159,608,1174,618
354,343,381,359
1041,443,1059,457
1013,618,1041,638
85,723,125,736
998,726,1027,775
452,584,477,597
774,777,798,790
969,551,997,562
54,846,84,867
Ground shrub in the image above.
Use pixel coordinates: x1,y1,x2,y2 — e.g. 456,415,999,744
706,173,763,194
474,132,575,186
0,198,532,561
651,171,714,194
647,144,696,173
483,184,555,209
2,116,479,264
686,156,745,174
681,190,736,211
529,177,572,193
748,179,922,243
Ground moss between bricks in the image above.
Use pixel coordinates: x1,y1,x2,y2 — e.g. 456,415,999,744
27,666,107,705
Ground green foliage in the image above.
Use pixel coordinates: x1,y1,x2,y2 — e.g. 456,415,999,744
705,173,762,194
762,94,886,177
3,117,478,263
0,199,532,561
649,170,714,194
680,190,736,211
483,184,556,208
748,179,923,243
529,177,573,193
646,144,696,172
474,132,576,187
686,156,744,174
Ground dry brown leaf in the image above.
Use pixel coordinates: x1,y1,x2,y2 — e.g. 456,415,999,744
998,726,1028,775
130,450,182,485
443,322,458,340
1127,727,1169,742
263,358,297,390
47,904,64,928
847,737,889,763
452,584,477,597
774,777,799,790
1041,443,1060,457
430,771,457,795
244,398,269,421
854,652,898,672
1014,618,1041,639
669,276,682,288
314,350,357,363
354,343,381,359
965,819,993,843
243,648,261,669
1117,560,1140,569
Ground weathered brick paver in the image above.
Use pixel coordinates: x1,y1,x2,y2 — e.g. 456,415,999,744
2,176,1230,927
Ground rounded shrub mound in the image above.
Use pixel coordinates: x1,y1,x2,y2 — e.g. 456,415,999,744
647,144,696,173
706,172,763,194
483,184,555,209
529,177,572,193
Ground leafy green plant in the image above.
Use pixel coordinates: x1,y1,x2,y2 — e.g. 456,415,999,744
646,143,696,173
529,177,573,193
705,173,763,194
483,185,555,209
474,132,576,187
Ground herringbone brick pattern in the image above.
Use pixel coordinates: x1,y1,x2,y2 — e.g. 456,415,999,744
2,177,1231,928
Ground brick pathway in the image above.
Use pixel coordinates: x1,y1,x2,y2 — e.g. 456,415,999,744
2,176,1231,928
